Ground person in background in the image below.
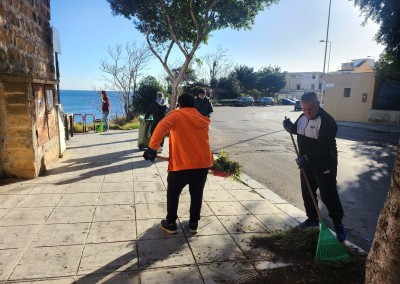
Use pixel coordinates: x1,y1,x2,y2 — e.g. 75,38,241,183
101,91,110,131
195,88,213,118
283,91,346,242
143,93,213,235
145,92,168,152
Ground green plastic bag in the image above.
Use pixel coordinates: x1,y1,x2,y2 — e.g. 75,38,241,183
97,122,104,132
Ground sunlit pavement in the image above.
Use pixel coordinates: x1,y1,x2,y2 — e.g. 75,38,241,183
0,130,365,283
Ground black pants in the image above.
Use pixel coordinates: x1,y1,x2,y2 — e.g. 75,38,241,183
166,168,209,224
300,161,344,225
150,120,164,147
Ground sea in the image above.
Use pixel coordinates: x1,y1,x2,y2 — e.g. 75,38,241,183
59,90,124,123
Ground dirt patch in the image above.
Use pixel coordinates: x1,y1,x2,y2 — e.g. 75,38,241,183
247,228,366,284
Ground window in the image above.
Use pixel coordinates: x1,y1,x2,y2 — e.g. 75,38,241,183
311,84,315,90
296,84,301,90
344,88,351,97
312,74,316,79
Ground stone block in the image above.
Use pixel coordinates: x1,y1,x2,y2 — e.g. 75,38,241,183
16,35,26,51
3,136,32,150
8,115,31,127
0,27,12,45
5,104,30,116
0,4,5,18
20,2,32,17
5,91,29,102
6,10,19,27
3,127,31,139
8,47,21,66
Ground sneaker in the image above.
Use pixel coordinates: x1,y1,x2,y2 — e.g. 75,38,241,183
298,218,319,228
334,223,347,242
160,220,178,234
189,222,198,234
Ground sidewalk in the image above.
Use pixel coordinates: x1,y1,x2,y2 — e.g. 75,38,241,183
0,130,320,283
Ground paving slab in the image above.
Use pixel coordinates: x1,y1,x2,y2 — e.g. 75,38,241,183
199,261,260,283
32,223,90,247
137,237,195,269
140,266,203,284
9,245,83,280
78,241,138,275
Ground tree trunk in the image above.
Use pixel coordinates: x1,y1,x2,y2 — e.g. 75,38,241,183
169,82,179,112
365,144,400,284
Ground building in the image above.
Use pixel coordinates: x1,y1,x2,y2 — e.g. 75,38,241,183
323,59,400,125
0,1,64,178
279,71,323,100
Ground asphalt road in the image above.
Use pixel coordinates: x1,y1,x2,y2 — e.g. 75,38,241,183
209,105,399,251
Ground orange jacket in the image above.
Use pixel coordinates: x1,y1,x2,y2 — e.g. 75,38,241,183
149,107,214,171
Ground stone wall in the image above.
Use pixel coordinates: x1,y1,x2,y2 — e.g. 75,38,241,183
0,0,54,78
0,0,58,179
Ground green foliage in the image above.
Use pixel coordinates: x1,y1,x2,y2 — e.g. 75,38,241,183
255,65,286,95
107,0,280,110
134,76,165,114
353,0,400,82
353,0,400,55
216,73,241,99
235,65,257,95
374,50,400,82
211,150,243,179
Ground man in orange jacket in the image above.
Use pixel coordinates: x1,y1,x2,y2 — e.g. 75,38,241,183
143,93,214,234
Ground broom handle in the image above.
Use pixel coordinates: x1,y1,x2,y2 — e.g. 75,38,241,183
156,155,169,161
286,117,321,219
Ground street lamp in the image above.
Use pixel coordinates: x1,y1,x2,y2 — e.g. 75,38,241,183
367,55,375,60
319,40,331,73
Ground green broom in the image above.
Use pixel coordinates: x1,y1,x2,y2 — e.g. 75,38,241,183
287,122,351,264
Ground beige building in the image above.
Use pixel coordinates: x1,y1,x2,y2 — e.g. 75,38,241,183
323,59,400,125
323,72,376,123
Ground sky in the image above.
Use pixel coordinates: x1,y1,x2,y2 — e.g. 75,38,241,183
50,0,385,91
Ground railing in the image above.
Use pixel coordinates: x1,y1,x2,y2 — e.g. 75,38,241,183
83,114,96,133
64,114,99,138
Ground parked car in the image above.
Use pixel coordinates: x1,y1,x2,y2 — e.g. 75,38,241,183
294,100,302,111
281,98,295,105
234,97,255,107
256,97,275,106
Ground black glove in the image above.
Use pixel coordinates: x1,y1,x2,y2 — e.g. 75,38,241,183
143,148,157,162
295,155,309,169
283,118,294,133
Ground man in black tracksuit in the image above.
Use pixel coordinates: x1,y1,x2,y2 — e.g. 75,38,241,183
195,89,213,118
283,92,346,242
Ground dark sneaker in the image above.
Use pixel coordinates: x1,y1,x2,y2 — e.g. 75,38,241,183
334,223,347,242
298,218,319,228
189,222,198,234
160,220,178,234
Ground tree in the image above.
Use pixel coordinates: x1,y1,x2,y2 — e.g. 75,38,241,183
134,75,165,114
352,0,400,282
107,0,279,110
201,45,234,87
99,42,152,120
234,65,257,95
255,66,286,96
353,0,400,83
215,73,241,99
373,50,400,83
